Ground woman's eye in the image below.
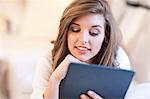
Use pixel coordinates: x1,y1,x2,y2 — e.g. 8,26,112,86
90,29,100,36
70,27,80,32
90,32,99,36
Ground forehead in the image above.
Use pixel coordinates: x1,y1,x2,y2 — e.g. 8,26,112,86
71,13,105,27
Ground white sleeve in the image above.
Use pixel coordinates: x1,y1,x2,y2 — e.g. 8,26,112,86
30,51,53,99
116,47,131,70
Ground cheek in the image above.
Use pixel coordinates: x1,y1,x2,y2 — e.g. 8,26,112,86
67,33,75,50
92,37,104,52
67,35,71,49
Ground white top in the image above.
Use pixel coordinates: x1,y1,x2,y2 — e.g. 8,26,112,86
30,47,131,99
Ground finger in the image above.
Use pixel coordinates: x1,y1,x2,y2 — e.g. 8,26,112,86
87,90,103,99
51,54,81,81
80,94,91,99
61,54,81,75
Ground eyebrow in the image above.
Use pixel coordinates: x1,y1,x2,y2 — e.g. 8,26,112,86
71,23,103,29
92,25,103,29
71,23,80,26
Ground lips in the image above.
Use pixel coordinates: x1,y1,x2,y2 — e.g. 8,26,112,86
75,46,91,54
76,46,89,50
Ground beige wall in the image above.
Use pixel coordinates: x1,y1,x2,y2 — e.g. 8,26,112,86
113,0,150,83
0,0,25,35
20,0,73,40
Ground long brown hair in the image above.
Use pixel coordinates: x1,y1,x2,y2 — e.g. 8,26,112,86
52,0,122,70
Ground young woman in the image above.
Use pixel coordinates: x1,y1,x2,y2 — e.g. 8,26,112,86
31,0,131,99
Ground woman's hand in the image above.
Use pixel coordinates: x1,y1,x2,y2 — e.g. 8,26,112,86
44,54,82,99
51,54,82,83
80,90,103,99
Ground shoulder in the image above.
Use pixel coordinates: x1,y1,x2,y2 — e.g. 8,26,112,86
36,50,53,76
33,49,54,87
116,47,131,70
31,50,53,98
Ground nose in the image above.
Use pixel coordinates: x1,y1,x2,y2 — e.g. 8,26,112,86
79,30,89,44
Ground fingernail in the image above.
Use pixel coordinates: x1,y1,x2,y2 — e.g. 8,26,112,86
80,94,86,98
88,90,93,94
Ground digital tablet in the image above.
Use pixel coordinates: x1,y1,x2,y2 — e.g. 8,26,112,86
59,63,135,99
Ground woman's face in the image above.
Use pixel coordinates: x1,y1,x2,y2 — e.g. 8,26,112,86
67,13,105,63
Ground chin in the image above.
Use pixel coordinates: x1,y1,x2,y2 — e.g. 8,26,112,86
72,54,91,63
78,57,91,63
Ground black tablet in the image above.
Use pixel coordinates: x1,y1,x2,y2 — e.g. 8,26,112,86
59,63,135,99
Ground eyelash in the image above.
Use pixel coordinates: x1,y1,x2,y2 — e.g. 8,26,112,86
70,27,100,36
71,28,80,32
90,32,99,36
